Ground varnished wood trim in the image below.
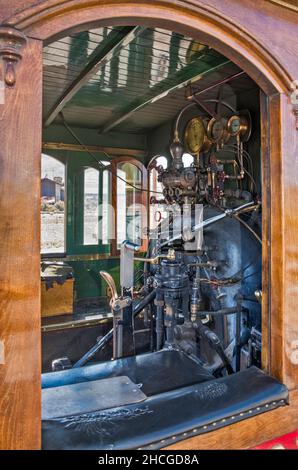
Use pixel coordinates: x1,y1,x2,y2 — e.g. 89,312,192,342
267,1,298,13
42,142,146,158
278,94,298,390
268,94,285,384
0,0,296,450
4,1,293,94
0,26,27,87
0,38,42,450
260,90,271,374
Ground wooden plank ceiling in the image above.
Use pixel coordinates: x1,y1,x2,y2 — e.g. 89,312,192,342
43,26,256,134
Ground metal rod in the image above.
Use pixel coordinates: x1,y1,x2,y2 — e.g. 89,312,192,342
72,328,113,368
192,95,218,119
233,214,262,244
190,70,246,98
160,201,256,247
42,142,146,158
198,307,239,317
133,290,156,317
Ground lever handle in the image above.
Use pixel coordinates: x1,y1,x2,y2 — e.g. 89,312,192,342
99,271,118,306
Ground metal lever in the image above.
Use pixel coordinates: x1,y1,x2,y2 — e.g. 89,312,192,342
100,270,133,359
100,271,118,307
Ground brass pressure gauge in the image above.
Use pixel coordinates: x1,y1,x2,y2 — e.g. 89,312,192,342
207,117,229,145
184,117,206,155
227,111,252,142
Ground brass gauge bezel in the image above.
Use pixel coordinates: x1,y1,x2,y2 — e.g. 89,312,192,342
207,117,227,144
184,116,206,155
227,111,252,142
201,117,212,153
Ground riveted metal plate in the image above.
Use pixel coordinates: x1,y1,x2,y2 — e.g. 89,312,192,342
42,375,147,419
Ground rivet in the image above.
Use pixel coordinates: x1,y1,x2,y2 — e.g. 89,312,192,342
240,413,244,416
231,416,235,420
212,422,217,426
183,433,187,437
203,425,207,429
222,419,226,423
249,410,252,413
265,404,269,408
193,429,197,433
273,402,276,405
172,436,176,440
257,407,260,411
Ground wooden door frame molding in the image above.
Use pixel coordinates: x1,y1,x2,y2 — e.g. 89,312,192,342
0,0,297,450
4,0,294,95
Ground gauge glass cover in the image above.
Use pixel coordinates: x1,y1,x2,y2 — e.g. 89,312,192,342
184,117,206,154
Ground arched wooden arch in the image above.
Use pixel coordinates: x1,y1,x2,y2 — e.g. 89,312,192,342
4,0,295,94
0,0,297,450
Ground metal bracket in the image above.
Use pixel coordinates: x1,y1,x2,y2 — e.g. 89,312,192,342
0,26,27,87
113,297,132,311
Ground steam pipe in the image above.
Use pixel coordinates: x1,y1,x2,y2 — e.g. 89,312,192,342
198,307,239,317
160,201,256,247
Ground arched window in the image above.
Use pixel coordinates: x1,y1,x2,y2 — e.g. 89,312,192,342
111,157,147,253
83,163,111,247
116,162,143,248
41,154,66,254
83,167,100,245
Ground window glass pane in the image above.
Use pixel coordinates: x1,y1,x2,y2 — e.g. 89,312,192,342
117,163,142,247
84,167,99,245
101,169,111,245
41,154,65,254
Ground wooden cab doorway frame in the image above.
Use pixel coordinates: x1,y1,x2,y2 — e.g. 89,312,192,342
0,0,297,450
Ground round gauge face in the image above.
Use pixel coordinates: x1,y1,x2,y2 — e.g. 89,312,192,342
207,118,224,143
228,115,241,136
184,117,206,154
227,113,251,141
